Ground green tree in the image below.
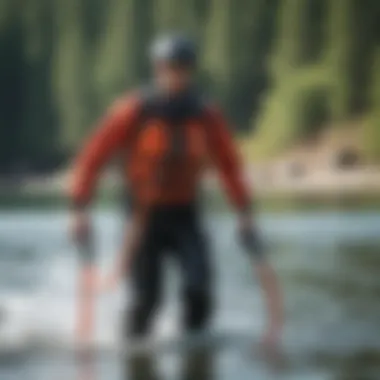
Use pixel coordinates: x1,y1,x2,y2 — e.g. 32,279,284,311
364,50,380,161
51,0,92,154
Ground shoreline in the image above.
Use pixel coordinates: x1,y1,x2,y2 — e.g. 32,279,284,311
1,166,380,199
1,167,380,212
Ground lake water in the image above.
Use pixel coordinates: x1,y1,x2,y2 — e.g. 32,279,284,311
0,202,380,379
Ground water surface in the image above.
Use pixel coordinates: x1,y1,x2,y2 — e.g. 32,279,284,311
0,203,379,379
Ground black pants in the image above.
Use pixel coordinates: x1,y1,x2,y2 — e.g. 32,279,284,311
126,203,213,337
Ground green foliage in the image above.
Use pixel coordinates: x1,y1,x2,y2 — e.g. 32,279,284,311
254,65,330,156
326,0,354,120
364,50,380,162
252,0,379,157
154,0,199,35
51,0,92,153
0,0,379,171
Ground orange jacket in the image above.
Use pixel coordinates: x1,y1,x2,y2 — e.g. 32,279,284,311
69,91,251,211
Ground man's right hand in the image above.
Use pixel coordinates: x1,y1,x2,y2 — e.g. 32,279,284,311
70,210,91,245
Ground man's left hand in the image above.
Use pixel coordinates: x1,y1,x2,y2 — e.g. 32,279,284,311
237,212,265,259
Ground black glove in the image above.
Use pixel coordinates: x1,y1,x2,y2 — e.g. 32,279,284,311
239,224,266,261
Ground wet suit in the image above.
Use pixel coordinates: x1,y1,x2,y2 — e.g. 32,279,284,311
70,87,251,337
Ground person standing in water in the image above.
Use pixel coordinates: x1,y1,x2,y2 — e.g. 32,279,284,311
68,34,283,350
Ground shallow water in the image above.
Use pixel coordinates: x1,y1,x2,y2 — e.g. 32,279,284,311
0,205,380,379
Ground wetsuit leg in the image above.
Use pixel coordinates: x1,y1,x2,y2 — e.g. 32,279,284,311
172,209,213,332
127,214,166,338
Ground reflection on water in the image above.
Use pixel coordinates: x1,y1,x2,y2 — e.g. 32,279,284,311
125,349,214,380
125,354,159,380
74,349,215,380
0,202,380,379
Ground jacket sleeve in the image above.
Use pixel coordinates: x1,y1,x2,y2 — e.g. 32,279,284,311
69,95,141,208
205,105,252,212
